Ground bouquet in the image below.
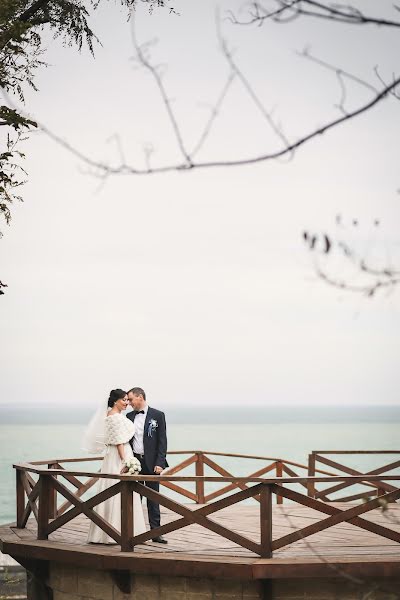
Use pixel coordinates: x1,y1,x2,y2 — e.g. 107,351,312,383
123,456,142,475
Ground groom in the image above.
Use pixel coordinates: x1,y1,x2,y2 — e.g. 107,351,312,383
127,387,168,544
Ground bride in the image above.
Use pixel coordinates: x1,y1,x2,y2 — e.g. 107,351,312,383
83,389,146,544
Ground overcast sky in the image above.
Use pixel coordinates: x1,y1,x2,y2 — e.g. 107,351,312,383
1,0,399,409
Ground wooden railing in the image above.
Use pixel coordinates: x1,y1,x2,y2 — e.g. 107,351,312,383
162,450,338,504
308,451,400,501
13,452,400,558
23,451,335,509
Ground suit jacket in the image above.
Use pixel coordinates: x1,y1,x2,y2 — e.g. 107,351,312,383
127,406,168,471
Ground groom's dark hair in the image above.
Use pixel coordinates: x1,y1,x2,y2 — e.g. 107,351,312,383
128,387,146,401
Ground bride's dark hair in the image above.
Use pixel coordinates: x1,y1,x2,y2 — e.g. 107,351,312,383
107,389,127,408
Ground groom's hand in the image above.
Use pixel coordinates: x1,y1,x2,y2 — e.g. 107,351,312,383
154,466,163,475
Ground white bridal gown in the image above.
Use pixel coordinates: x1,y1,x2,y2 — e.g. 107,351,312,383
87,413,146,544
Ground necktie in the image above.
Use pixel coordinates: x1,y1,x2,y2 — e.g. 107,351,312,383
137,410,145,414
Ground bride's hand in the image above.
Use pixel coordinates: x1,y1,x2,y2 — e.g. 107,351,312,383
120,466,128,474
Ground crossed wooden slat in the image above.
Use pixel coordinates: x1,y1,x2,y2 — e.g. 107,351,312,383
159,453,282,505
130,481,264,554
271,484,400,550
202,455,278,503
159,454,198,502
31,472,400,557
281,464,309,491
53,464,101,516
314,455,400,501
20,473,40,527
46,477,122,544
130,481,400,554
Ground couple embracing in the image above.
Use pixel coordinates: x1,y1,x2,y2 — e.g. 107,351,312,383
83,387,168,545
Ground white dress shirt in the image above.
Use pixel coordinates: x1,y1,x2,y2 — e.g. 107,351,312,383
132,404,148,455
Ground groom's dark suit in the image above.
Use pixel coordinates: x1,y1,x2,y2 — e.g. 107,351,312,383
127,406,168,530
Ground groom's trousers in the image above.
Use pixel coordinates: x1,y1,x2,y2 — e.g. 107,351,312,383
134,454,161,530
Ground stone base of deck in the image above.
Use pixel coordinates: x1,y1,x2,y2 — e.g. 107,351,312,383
46,563,400,600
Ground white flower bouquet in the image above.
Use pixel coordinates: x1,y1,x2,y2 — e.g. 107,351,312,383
123,456,142,475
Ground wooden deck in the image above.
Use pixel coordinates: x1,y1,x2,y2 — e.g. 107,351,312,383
2,502,400,580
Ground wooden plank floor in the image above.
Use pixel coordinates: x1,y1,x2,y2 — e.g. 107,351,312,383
1,503,400,579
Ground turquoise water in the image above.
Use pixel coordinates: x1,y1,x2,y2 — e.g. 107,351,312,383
1,422,399,524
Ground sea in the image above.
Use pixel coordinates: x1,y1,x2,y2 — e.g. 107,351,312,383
1,404,399,526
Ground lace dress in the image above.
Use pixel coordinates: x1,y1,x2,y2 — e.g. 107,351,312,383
87,413,146,544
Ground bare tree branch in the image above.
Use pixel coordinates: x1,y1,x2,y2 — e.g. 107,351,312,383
298,47,379,99
228,1,400,29
130,19,193,167
190,71,236,158
374,66,400,100
315,267,400,297
216,9,293,155
33,67,400,175
3,2,399,187
304,219,400,297
226,1,301,26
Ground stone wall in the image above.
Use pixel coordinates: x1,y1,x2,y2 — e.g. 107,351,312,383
47,563,400,600
0,565,27,599
48,564,261,600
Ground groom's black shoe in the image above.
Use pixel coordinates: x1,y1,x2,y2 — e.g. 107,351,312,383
152,535,168,544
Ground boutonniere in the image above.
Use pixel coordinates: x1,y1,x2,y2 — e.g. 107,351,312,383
147,418,158,437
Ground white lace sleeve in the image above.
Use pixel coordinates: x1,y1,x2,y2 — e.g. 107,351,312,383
105,414,135,445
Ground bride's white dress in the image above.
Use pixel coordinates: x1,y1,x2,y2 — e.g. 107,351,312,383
87,413,146,544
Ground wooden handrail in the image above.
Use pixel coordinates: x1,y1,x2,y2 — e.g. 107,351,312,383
13,465,400,483
312,450,400,454
14,451,400,558
30,456,103,465
308,451,400,501
27,452,344,485
31,451,330,471
15,448,400,531
19,471,400,557
163,452,329,504
168,450,329,471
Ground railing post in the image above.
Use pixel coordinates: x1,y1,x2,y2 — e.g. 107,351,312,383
121,481,134,552
48,463,58,519
276,461,283,504
16,469,25,528
38,474,52,540
196,452,205,504
260,483,273,558
307,453,316,498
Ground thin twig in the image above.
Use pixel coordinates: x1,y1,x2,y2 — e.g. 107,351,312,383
297,48,379,102
225,1,302,27
374,66,400,100
217,9,292,155
315,267,400,297
26,67,400,177
190,71,236,158
229,1,400,29
130,18,193,167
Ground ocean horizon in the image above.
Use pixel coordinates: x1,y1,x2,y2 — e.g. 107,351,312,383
1,403,399,425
